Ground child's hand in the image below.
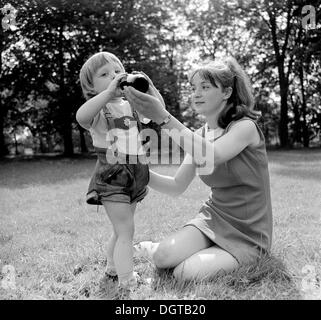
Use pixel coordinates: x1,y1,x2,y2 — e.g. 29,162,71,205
105,73,127,98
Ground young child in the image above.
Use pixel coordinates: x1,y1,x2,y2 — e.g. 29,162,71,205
76,52,157,292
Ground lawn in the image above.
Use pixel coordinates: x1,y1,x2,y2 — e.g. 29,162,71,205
0,150,320,300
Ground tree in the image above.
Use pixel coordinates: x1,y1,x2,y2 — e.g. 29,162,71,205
1,0,181,155
0,1,19,156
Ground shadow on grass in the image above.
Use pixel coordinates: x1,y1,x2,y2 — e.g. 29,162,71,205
273,167,321,182
0,155,175,190
267,149,321,182
267,149,321,164
0,157,96,189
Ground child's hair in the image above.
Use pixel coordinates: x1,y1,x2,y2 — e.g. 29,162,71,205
79,51,125,100
189,57,260,128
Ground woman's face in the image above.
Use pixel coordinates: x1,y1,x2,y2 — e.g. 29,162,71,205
190,72,228,116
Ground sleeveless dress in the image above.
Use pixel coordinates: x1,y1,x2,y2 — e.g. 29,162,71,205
185,118,273,265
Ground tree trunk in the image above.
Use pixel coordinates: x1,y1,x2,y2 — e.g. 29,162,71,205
46,133,54,153
78,125,88,153
278,64,290,148
58,22,73,156
39,135,46,153
291,95,301,145
0,24,8,157
299,63,309,148
0,99,7,157
266,2,293,148
13,130,19,155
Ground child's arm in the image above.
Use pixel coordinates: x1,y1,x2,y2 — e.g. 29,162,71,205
76,90,114,129
148,153,196,196
76,73,126,129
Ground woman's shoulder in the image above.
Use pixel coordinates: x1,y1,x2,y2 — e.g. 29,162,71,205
226,117,259,132
226,118,261,147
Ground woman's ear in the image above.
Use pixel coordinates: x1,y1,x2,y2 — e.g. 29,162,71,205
223,87,233,100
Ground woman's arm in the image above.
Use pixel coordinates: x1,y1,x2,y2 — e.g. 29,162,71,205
212,120,260,163
149,154,196,196
124,87,259,172
124,87,215,173
165,117,259,170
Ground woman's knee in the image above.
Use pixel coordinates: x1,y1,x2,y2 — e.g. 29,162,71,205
172,247,239,282
153,243,175,269
173,262,195,282
172,260,212,282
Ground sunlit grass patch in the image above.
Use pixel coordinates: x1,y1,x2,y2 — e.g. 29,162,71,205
0,150,320,300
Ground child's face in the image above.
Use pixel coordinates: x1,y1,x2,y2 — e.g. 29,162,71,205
190,72,229,116
92,62,123,95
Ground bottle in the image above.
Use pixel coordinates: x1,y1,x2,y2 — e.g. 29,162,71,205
120,74,149,93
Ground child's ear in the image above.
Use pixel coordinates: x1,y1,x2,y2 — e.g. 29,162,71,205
223,87,233,100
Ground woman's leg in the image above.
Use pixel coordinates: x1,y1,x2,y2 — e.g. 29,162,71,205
173,245,239,282
153,225,213,269
103,201,135,285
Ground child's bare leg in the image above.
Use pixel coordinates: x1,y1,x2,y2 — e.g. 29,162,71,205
103,201,136,286
105,231,117,276
105,202,137,276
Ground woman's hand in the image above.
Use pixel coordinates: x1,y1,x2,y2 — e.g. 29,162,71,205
133,71,166,108
124,86,169,124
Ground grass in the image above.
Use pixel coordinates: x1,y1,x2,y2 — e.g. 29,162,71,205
0,149,320,300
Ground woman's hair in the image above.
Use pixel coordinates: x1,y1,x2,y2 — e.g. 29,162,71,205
189,57,260,128
79,51,125,100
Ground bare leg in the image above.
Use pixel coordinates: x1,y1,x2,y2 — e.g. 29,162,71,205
173,246,239,282
103,201,135,285
105,202,137,276
105,231,117,275
153,225,213,268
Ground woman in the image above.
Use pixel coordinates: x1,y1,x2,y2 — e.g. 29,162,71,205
123,57,273,282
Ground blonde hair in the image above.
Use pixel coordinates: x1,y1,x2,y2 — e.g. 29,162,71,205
79,52,125,100
190,57,260,128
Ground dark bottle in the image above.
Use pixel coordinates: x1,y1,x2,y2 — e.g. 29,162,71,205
120,74,149,93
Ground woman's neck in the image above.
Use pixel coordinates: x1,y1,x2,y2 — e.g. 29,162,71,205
205,102,226,129
205,113,219,129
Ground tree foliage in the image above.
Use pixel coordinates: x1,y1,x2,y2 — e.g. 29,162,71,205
0,0,320,156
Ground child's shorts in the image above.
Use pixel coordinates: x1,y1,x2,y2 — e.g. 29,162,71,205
86,148,149,205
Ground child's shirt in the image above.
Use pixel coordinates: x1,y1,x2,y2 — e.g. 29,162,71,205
89,99,145,155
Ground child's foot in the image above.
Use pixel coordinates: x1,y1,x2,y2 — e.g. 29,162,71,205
116,286,131,300
134,241,158,260
118,272,139,289
105,266,117,277
116,272,153,299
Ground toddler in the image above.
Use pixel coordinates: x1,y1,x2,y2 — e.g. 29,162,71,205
76,52,150,292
